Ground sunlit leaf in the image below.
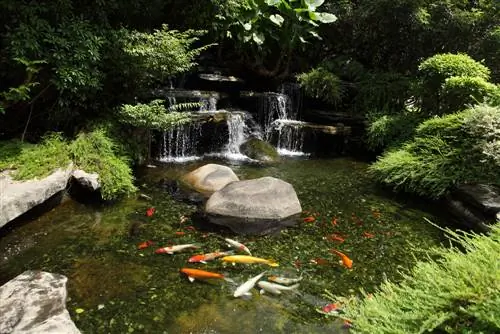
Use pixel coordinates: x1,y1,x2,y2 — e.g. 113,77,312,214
305,0,325,10
252,32,265,45
269,14,284,27
243,22,252,31
315,12,338,23
265,0,280,6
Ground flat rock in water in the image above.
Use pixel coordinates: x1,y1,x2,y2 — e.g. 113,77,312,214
0,165,72,228
182,164,239,194
0,271,81,334
205,176,302,235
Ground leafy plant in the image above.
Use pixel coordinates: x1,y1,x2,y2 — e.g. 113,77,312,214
123,25,211,83
331,222,500,333
117,100,192,130
297,67,345,105
441,76,499,114
212,0,337,77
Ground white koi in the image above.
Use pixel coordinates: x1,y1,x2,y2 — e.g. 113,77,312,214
257,281,300,295
267,275,303,285
233,272,266,298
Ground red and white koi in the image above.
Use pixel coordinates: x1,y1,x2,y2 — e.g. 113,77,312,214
188,251,234,264
155,243,199,254
225,238,252,255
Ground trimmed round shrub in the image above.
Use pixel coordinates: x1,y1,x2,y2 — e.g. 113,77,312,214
441,76,499,113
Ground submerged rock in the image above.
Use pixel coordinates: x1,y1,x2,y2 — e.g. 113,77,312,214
240,138,280,163
0,271,81,334
205,176,302,235
182,164,239,194
0,165,72,229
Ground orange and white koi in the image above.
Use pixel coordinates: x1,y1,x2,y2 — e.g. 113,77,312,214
330,249,353,269
188,251,234,264
180,268,228,283
221,255,279,267
146,207,155,217
267,275,303,285
363,231,375,238
155,243,199,254
225,238,251,255
322,303,340,314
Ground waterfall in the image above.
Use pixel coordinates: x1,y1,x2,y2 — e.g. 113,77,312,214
259,88,307,156
199,96,218,112
225,113,247,155
159,123,202,163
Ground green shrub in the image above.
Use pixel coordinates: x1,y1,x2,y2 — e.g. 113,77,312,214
365,111,423,151
297,67,346,105
117,99,191,130
0,134,71,179
418,53,491,114
441,76,499,113
370,104,500,198
69,129,137,200
332,222,500,333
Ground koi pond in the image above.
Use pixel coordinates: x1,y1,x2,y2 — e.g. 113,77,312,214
0,157,449,333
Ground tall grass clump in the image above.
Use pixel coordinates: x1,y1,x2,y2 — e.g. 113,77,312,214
69,129,137,200
332,222,500,333
370,104,500,198
0,133,71,179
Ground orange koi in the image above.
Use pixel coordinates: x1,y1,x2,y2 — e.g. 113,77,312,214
322,303,340,314
185,226,196,231
331,217,338,226
175,231,186,236
330,249,353,269
146,207,155,217
137,240,154,250
303,216,316,223
371,209,381,219
326,233,345,243
310,258,329,266
363,232,375,238
180,268,227,282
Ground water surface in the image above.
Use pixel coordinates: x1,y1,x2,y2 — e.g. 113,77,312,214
0,157,447,333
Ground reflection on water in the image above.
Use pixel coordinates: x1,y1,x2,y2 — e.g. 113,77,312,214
0,157,447,333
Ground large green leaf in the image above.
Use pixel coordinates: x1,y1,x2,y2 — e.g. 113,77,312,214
314,12,337,23
304,0,325,10
269,14,284,27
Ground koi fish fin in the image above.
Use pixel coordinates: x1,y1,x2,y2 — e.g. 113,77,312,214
188,276,195,283
288,283,300,290
166,251,174,255
200,261,207,264
243,292,252,297
260,289,265,295
232,262,236,266
223,277,236,285
268,261,279,267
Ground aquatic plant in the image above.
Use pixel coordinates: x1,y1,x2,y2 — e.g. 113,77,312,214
329,222,500,333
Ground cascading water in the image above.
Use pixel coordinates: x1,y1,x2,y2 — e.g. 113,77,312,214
259,86,307,156
199,96,217,112
224,112,247,158
159,122,202,163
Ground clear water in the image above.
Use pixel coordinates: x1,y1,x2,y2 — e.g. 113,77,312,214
0,157,448,333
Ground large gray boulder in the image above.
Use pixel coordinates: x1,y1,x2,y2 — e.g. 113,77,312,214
205,176,302,235
0,271,81,334
182,164,239,194
0,165,72,229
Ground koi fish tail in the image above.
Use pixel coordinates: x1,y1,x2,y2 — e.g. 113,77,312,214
223,277,236,285
288,283,300,290
268,261,279,267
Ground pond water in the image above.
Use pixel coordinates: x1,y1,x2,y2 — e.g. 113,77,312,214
0,157,448,333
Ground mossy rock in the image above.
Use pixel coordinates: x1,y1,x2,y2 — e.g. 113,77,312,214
240,138,280,163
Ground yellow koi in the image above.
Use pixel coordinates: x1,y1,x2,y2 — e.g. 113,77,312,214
221,255,279,267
